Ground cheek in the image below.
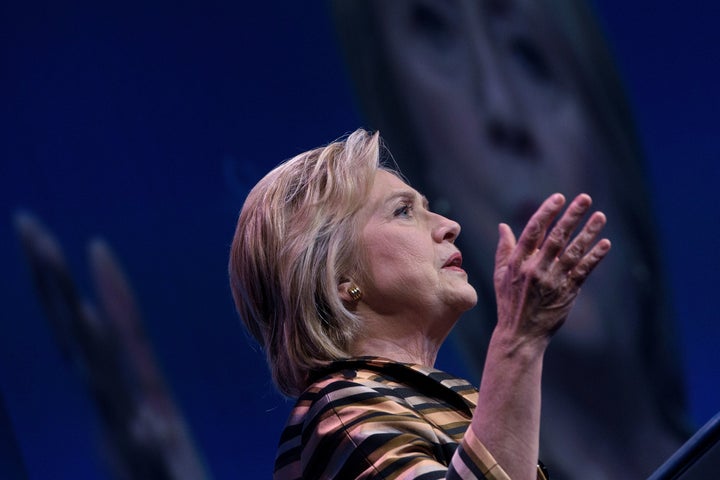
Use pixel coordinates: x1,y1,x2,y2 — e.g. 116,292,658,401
527,98,594,188
363,237,434,286
371,263,427,294
390,31,486,163
389,3,471,92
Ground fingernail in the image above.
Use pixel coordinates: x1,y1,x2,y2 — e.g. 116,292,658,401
552,194,564,205
578,194,592,207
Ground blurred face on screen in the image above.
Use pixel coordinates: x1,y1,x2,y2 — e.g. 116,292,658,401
374,0,610,247
333,1,687,477
361,0,633,347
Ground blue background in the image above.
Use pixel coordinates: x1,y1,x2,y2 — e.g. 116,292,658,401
1,1,718,478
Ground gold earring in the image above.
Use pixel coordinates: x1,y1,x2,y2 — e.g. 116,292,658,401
347,285,362,302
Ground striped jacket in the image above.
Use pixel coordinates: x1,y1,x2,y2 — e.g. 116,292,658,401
274,357,539,479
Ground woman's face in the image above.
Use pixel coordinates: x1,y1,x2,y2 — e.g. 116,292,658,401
370,0,609,259
356,170,477,327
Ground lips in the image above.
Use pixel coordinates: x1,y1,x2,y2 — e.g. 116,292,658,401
442,252,463,269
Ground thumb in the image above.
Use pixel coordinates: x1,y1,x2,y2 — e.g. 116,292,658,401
494,223,516,271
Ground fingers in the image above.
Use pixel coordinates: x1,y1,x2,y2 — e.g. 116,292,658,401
494,223,517,271
537,194,593,269
89,239,166,395
568,238,611,285
514,193,566,265
555,211,606,272
539,194,610,286
513,193,610,278
14,211,87,356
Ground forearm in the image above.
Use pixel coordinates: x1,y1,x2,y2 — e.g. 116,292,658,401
471,329,547,480
469,194,609,479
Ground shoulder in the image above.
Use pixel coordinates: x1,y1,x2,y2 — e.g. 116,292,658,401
290,357,476,428
275,364,420,478
293,363,416,428
274,359,480,479
279,359,444,451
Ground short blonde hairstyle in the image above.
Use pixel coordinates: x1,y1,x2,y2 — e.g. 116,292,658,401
229,128,382,397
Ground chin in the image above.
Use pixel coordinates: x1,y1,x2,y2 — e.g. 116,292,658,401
453,285,478,312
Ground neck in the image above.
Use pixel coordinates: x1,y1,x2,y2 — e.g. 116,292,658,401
350,332,442,367
350,304,462,367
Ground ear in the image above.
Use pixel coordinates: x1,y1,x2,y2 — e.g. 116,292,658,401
337,279,357,303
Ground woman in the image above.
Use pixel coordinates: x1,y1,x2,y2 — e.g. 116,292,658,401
229,129,610,479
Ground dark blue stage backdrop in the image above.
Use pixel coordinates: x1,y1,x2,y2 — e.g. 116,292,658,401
1,1,718,479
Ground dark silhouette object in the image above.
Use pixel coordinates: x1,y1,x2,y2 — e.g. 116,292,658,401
15,213,209,480
649,411,720,480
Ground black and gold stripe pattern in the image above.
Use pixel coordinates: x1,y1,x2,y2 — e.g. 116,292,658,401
274,357,514,479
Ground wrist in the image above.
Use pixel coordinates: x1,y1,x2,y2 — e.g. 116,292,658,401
487,327,549,364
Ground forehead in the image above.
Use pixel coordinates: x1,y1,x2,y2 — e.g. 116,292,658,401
365,170,428,209
371,169,409,191
368,170,417,201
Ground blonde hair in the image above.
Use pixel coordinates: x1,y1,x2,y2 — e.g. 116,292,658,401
229,128,382,397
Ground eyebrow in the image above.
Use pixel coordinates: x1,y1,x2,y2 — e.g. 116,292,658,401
385,190,430,209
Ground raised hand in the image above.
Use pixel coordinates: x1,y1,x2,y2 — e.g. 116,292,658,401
15,212,210,480
493,193,611,346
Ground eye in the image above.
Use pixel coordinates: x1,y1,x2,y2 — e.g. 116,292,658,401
394,203,414,218
408,0,456,50
412,2,448,34
510,36,553,82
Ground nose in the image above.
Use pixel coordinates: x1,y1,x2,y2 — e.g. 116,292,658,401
486,117,536,157
432,212,460,243
473,42,538,158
